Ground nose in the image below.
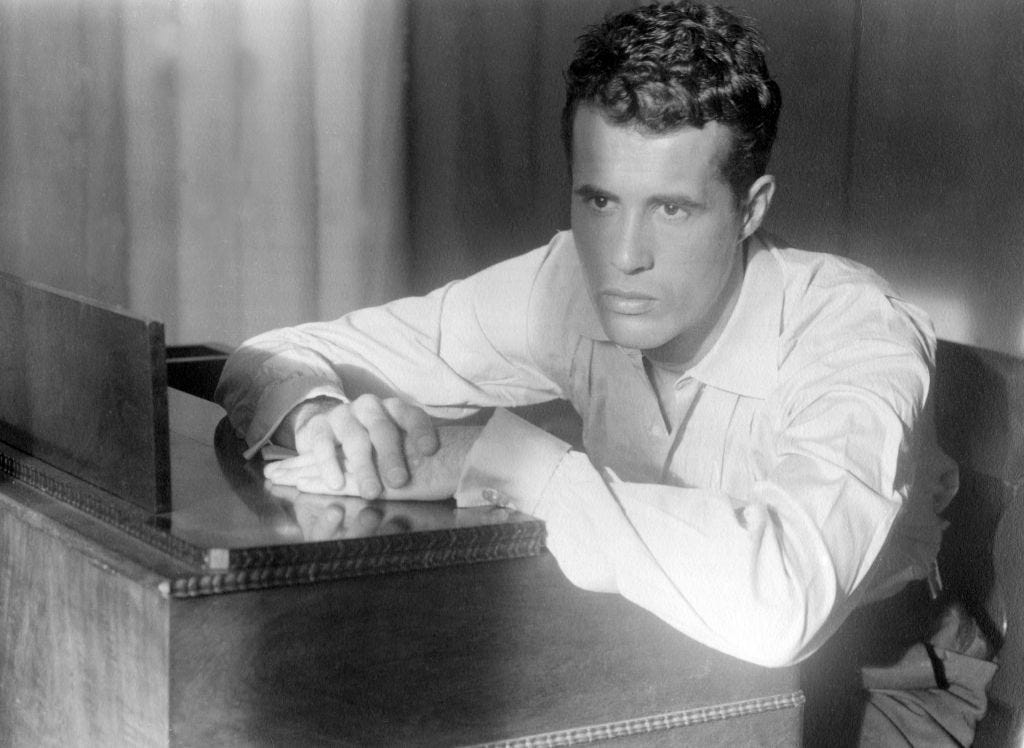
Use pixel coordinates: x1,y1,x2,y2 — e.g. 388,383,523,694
610,214,654,274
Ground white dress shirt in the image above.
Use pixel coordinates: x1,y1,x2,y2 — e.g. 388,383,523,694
217,230,957,667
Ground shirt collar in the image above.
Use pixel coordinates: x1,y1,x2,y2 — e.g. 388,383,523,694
574,230,783,400
687,232,782,399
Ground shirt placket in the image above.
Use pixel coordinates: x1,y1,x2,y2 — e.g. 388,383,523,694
659,376,703,484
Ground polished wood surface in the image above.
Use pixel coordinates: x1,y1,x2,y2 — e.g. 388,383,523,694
0,478,801,747
0,386,546,585
165,390,544,575
0,270,170,513
0,387,804,746
170,553,801,747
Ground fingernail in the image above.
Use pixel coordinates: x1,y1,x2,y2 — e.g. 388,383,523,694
417,436,436,453
386,468,406,486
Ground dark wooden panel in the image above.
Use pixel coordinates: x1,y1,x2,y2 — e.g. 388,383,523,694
0,271,170,512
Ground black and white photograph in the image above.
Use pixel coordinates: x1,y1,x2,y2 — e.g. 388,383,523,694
0,1,1021,745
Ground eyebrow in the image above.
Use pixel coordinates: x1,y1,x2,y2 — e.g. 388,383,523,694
573,184,614,200
573,183,705,211
649,192,705,210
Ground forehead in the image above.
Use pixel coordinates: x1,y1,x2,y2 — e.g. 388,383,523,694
570,106,734,191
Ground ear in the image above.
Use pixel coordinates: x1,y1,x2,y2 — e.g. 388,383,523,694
739,174,776,241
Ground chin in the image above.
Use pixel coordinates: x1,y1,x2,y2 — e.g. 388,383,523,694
599,315,675,352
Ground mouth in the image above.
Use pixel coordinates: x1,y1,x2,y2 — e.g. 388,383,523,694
599,289,657,315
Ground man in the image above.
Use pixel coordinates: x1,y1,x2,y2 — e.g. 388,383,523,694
217,2,967,742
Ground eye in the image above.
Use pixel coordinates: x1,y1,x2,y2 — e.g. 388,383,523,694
589,195,611,211
660,202,687,219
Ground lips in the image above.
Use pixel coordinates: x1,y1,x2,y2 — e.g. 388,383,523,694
600,289,657,315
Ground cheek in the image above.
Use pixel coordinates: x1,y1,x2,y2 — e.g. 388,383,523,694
571,218,608,280
571,210,602,250
577,254,606,303
657,240,738,306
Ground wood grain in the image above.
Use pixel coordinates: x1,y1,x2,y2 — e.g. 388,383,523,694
0,458,802,747
0,271,170,513
0,487,170,747
168,552,801,747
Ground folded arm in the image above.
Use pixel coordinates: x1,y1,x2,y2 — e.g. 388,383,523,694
456,343,938,667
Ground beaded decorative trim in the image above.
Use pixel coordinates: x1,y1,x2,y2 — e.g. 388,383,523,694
161,532,544,598
0,442,206,565
467,691,806,748
0,440,546,597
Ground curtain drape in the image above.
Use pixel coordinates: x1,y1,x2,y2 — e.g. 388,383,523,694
0,0,408,347
4,0,1022,357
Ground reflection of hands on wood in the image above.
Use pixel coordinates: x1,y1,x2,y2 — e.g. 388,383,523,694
264,424,483,501
265,484,456,541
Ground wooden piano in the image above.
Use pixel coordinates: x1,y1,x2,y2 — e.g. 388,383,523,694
0,271,803,746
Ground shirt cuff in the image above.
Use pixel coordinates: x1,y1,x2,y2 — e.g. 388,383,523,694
454,407,572,514
242,377,348,460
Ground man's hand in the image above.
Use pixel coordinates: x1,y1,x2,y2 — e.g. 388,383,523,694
263,394,480,500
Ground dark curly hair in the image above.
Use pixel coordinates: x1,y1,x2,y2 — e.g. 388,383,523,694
561,2,781,202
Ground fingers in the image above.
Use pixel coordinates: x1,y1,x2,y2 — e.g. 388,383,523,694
266,394,439,500
383,398,439,458
264,457,354,494
327,420,375,499
292,500,347,541
293,412,346,490
349,396,406,493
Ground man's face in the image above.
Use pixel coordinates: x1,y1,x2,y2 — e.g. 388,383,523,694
570,106,752,367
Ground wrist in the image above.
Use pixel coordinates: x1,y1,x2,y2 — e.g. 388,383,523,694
379,424,483,501
274,395,345,449
454,408,571,511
